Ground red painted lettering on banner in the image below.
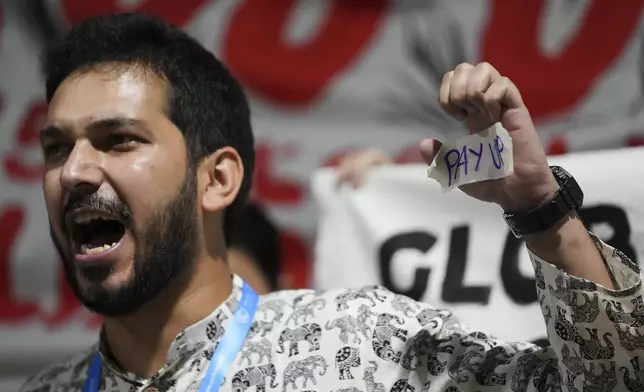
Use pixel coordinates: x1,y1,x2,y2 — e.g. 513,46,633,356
482,0,642,120
253,144,304,205
59,0,208,27
546,136,569,156
280,231,311,289
626,135,644,147
0,205,39,322
224,0,388,106
4,101,47,182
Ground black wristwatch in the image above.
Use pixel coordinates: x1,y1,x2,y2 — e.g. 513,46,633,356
503,166,584,238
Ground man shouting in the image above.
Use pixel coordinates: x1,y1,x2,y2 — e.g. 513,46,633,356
21,13,641,392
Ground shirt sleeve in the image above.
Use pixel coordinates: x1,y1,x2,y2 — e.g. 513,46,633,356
530,233,643,391
398,234,643,391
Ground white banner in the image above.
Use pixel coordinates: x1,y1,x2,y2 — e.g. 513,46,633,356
312,146,644,344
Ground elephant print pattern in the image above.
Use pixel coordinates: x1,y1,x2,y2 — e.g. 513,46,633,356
18,235,644,391
276,323,322,357
335,347,361,380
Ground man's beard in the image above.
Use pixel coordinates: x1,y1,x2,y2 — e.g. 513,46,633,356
51,171,198,317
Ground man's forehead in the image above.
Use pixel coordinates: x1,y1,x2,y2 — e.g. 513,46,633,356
47,68,167,127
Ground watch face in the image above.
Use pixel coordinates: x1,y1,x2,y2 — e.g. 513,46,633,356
552,166,583,207
550,166,570,182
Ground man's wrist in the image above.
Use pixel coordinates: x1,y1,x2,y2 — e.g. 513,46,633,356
524,212,615,288
524,211,578,259
498,178,559,214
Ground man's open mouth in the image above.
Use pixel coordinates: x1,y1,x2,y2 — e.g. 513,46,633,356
69,212,126,255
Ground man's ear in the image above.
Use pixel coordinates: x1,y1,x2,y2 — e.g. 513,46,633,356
199,147,244,213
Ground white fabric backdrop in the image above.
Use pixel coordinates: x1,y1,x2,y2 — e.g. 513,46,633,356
313,146,644,344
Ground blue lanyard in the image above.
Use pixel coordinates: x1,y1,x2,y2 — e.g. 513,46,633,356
83,282,259,392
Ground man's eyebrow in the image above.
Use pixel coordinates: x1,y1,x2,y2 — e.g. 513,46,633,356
39,125,64,140
87,117,144,132
39,117,146,140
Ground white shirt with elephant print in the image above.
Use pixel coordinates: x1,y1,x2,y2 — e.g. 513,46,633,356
19,234,644,391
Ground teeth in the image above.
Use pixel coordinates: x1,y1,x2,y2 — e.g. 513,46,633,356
80,242,118,255
74,213,114,225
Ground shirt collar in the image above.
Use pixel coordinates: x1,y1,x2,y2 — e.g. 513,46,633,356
98,274,244,383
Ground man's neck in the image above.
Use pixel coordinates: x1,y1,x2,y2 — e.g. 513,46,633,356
102,258,233,378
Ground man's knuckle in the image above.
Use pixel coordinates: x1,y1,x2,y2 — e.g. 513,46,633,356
455,62,474,72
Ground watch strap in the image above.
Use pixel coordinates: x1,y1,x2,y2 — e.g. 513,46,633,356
503,166,583,238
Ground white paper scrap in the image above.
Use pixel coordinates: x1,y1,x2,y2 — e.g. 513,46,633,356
427,123,514,191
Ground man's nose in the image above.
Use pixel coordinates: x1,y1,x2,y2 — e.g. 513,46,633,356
59,141,104,194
